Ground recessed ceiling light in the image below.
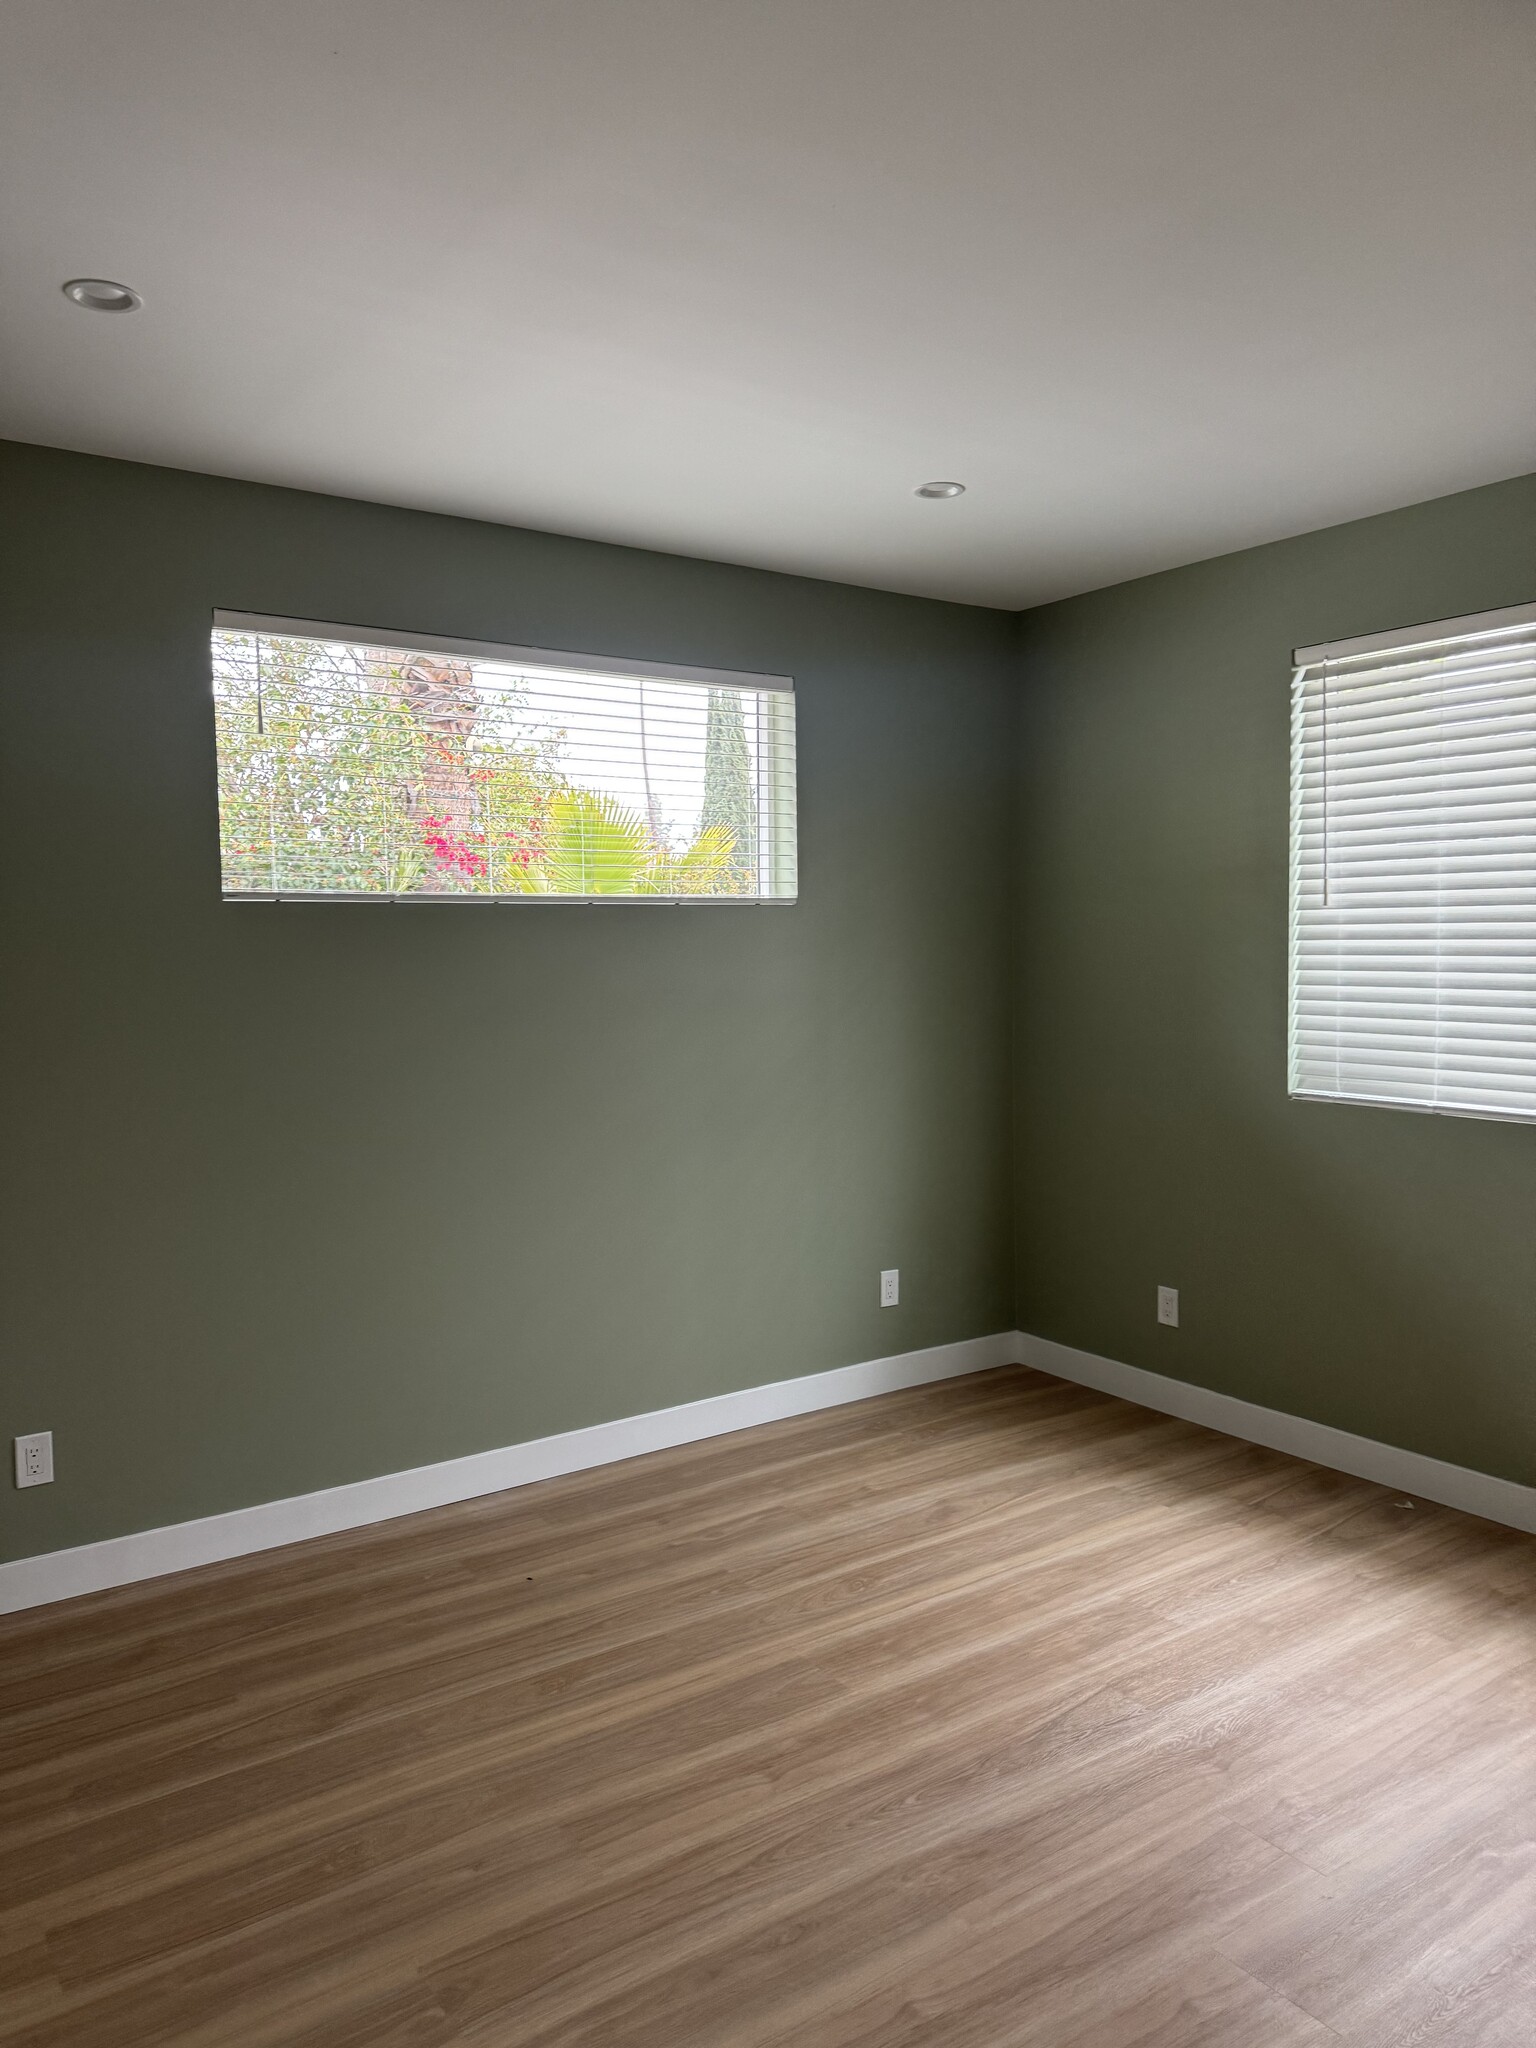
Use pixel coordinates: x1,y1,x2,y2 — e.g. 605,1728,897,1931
916,480,965,499
62,278,142,313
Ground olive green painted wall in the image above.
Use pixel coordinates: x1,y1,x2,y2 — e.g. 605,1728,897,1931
1014,472,1536,1488
9,441,1533,1569
0,441,1016,1563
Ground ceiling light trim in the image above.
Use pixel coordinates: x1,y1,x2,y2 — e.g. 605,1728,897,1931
62,278,142,313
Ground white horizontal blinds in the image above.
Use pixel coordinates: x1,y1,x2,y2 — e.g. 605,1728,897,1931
1290,604,1536,1119
211,624,796,901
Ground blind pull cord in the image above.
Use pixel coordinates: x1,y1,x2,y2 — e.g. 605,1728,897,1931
1321,654,1331,909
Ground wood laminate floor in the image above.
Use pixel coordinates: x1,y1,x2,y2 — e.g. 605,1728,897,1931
3,1366,1536,2047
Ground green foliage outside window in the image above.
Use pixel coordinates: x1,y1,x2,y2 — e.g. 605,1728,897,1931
213,633,759,897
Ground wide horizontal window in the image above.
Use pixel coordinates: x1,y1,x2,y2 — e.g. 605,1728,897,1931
1290,600,1536,1121
211,612,797,903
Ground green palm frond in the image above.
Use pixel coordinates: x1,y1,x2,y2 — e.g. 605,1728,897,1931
535,789,653,894
643,823,739,895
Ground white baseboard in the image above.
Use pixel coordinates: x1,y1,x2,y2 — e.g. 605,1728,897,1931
9,1328,1531,1616
1019,1332,1536,1536
0,1332,1019,1615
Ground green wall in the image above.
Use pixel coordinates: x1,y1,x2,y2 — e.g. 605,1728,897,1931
0,441,1017,1562
1014,472,1536,1488
8,440,1534,1567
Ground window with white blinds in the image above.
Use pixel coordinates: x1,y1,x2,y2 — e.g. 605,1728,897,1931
1290,601,1536,1120
211,612,797,903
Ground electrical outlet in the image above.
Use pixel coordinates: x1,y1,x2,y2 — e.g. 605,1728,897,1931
880,1268,900,1307
1157,1285,1179,1328
14,1432,53,1488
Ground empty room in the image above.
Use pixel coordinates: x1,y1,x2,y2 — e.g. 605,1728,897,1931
2,3,1535,2043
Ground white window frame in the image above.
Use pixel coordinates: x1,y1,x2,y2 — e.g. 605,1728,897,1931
1290,599,1536,1122
211,611,797,905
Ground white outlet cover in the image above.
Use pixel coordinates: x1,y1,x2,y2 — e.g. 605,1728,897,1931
880,1269,900,1307
1157,1285,1180,1328
14,1432,54,1488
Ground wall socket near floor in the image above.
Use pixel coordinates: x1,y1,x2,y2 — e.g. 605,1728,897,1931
880,1269,900,1307
1156,1285,1180,1328
14,1432,54,1488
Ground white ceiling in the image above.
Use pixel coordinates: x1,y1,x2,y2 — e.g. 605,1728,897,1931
2,0,1532,608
